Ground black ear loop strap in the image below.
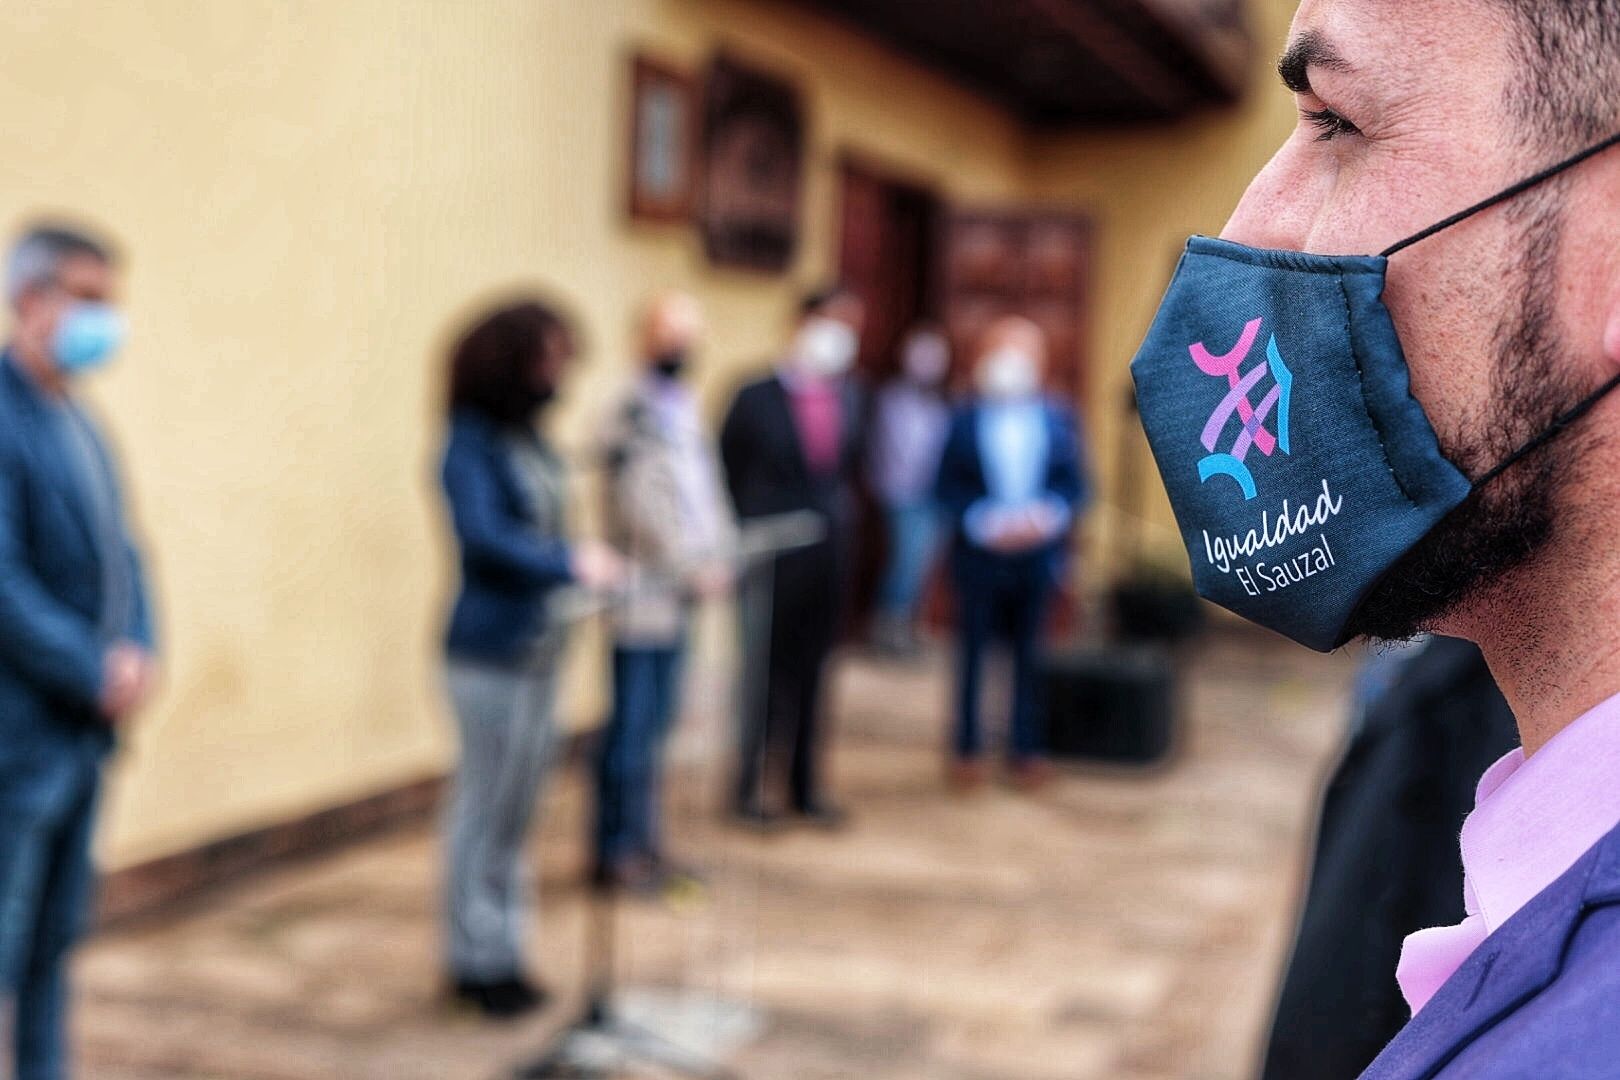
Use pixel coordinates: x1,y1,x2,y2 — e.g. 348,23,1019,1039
1473,370,1620,489
1381,130,1620,258
1375,130,1620,487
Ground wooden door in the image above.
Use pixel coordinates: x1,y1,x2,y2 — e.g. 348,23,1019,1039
836,159,943,633
940,210,1092,403
838,159,939,379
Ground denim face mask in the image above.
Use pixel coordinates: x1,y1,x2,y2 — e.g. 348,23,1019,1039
1131,132,1620,651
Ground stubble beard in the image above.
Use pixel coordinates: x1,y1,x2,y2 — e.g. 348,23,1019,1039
1342,201,1593,644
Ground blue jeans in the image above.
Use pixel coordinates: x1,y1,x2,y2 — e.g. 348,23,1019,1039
953,558,1053,762
877,502,941,619
0,749,101,1080
595,645,684,866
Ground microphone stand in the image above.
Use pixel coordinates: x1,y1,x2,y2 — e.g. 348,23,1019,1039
515,513,826,1080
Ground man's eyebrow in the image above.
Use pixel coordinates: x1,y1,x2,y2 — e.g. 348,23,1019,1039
1277,30,1352,94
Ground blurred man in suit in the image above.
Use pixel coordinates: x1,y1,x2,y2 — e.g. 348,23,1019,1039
719,285,865,829
0,223,157,1080
936,316,1086,792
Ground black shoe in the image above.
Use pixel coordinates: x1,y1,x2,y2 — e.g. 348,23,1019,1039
729,801,783,833
496,975,549,1013
792,802,850,832
449,975,548,1019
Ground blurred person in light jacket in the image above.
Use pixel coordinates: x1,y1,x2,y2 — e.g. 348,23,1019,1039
438,296,622,1019
719,285,866,830
594,290,736,894
935,316,1088,793
865,324,952,656
0,222,157,1080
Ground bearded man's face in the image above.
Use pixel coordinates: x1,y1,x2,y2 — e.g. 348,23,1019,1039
1222,0,1615,641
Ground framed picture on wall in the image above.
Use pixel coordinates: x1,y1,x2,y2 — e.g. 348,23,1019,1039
627,55,698,222
699,53,805,273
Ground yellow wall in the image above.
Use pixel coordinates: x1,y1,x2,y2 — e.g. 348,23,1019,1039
0,0,1299,868
0,0,1038,868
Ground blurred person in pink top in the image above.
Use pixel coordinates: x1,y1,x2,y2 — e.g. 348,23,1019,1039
865,324,953,657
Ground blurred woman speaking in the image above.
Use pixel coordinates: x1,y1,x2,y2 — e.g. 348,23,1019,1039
437,297,621,1019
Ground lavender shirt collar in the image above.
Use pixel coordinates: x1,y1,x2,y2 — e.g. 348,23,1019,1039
1363,691,1620,1079
1397,692,1620,1014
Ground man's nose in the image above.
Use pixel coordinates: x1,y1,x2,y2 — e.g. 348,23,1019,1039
1221,142,1320,251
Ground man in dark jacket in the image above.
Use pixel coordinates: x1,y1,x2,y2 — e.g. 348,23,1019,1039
719,285,865,828
1260,637,1519,1080
935,316,1086,791
0,222,156,1080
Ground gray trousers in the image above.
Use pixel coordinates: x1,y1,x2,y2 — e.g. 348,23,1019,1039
443,660,559,982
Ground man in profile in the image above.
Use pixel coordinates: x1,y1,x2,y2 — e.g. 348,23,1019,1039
1223,2,1620,1073
719,285,865,829
0,223,156,1079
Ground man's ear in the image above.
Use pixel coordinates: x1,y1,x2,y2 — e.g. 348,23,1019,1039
10,288,44,335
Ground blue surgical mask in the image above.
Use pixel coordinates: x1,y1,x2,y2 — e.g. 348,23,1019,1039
52,301,126,374
1132,131,1620,651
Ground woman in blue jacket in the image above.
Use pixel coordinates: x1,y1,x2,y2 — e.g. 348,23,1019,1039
438,297,621,1018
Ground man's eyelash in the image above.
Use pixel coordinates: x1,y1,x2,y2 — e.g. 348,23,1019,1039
1303,107,1360,141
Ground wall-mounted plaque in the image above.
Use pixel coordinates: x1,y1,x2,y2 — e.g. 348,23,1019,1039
627,55,698,222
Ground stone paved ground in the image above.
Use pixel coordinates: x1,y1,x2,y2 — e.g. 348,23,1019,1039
76,634,1354,1079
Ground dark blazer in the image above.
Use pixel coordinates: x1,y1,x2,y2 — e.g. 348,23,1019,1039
440,410,574,663
1260,638,1520,1080
718,371,864,526
933,398,1088,580
0,356,152,761
1361,815,1620,1078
